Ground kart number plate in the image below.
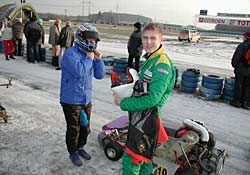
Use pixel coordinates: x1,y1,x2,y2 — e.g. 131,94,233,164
156,164,168,175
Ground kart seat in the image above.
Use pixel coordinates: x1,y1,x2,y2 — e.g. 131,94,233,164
102,116,129,132
154,131,199,162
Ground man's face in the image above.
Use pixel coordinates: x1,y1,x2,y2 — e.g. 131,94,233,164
87,38,97,44
142,30,163,54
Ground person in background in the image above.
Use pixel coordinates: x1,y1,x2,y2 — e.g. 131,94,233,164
49,18,61,67
127,22,143,72
12,18,24,56
56,20,74,70
23,17,31,60
1,16,15,60
114,23,176,175
24,16,41,63
59,24,105,166
230,32,250,110
37,18,45,62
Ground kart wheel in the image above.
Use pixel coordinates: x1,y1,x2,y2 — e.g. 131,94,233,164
104,141,123,161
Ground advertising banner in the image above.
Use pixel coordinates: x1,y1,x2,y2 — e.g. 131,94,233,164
198,16,250,27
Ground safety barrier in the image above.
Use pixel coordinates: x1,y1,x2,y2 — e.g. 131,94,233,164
180,68,201,93
199,75,224,100
0,40,3,53
222,77,235,102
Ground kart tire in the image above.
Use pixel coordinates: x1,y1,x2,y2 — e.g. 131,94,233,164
104,141,124,161
178,168,197,175
97,132,106,149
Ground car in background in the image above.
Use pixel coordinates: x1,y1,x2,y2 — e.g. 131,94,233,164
178,28,201,42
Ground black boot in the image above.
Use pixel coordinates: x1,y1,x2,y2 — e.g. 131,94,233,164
55,56,59,67
242,101,250,110
52,56,56,66
5,56,9,61
10,55,16,59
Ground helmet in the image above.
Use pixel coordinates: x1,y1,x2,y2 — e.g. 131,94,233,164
74,24,100,52
111,68,139,98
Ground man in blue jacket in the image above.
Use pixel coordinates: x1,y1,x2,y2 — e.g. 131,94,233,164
60,24,105,166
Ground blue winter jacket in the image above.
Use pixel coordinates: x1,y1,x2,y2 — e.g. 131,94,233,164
60,45,105,105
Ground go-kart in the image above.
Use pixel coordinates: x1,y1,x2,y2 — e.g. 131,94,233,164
97,116,226,175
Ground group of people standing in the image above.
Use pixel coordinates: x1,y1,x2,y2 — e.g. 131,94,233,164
48,19,74,70
1,16,75,70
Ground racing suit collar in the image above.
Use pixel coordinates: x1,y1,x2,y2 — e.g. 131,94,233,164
143,45,163,60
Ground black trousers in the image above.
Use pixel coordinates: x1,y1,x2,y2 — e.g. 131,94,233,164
29,42,39,63
128,54,140,72
14,38,23,56
61,102,92,154
234,74,250,103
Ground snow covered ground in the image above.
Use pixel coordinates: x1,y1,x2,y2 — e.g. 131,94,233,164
0,36,250,175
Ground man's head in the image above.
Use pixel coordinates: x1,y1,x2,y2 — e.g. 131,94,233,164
30,16,36,22
134,22,141,30
243,32,250,41
37,18,43,25
55,18,62,26
142,23,163,54
65,20,71,26
74,24,100,52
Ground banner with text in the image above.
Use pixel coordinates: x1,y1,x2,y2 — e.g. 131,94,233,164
198,16,250,27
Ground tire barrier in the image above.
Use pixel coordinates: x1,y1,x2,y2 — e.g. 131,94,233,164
0,40,3,53
113,57,128,74
103,55,116,74
222,77,235,102
180,68,201,93
200,74,224,100
23,44,27,58
45,48,52,64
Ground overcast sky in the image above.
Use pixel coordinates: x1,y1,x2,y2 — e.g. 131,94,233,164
3,0,250,25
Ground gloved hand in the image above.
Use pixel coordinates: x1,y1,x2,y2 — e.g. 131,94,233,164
94,49,102,60
113,93,122,106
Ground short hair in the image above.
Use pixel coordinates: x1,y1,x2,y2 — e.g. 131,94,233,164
55,18,62,25
142,23,162,35
30,16,36,22
65,20,71,26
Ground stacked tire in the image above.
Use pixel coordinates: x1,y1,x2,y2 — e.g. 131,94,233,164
103,56,115,74
23,44,27,58
0,40,3,53
222,77,235,102
180,68,201,93
113,58,128,74
200,75,224,100
45,48,52,64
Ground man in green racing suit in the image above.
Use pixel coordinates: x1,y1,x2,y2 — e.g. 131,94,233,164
114,23,176,175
